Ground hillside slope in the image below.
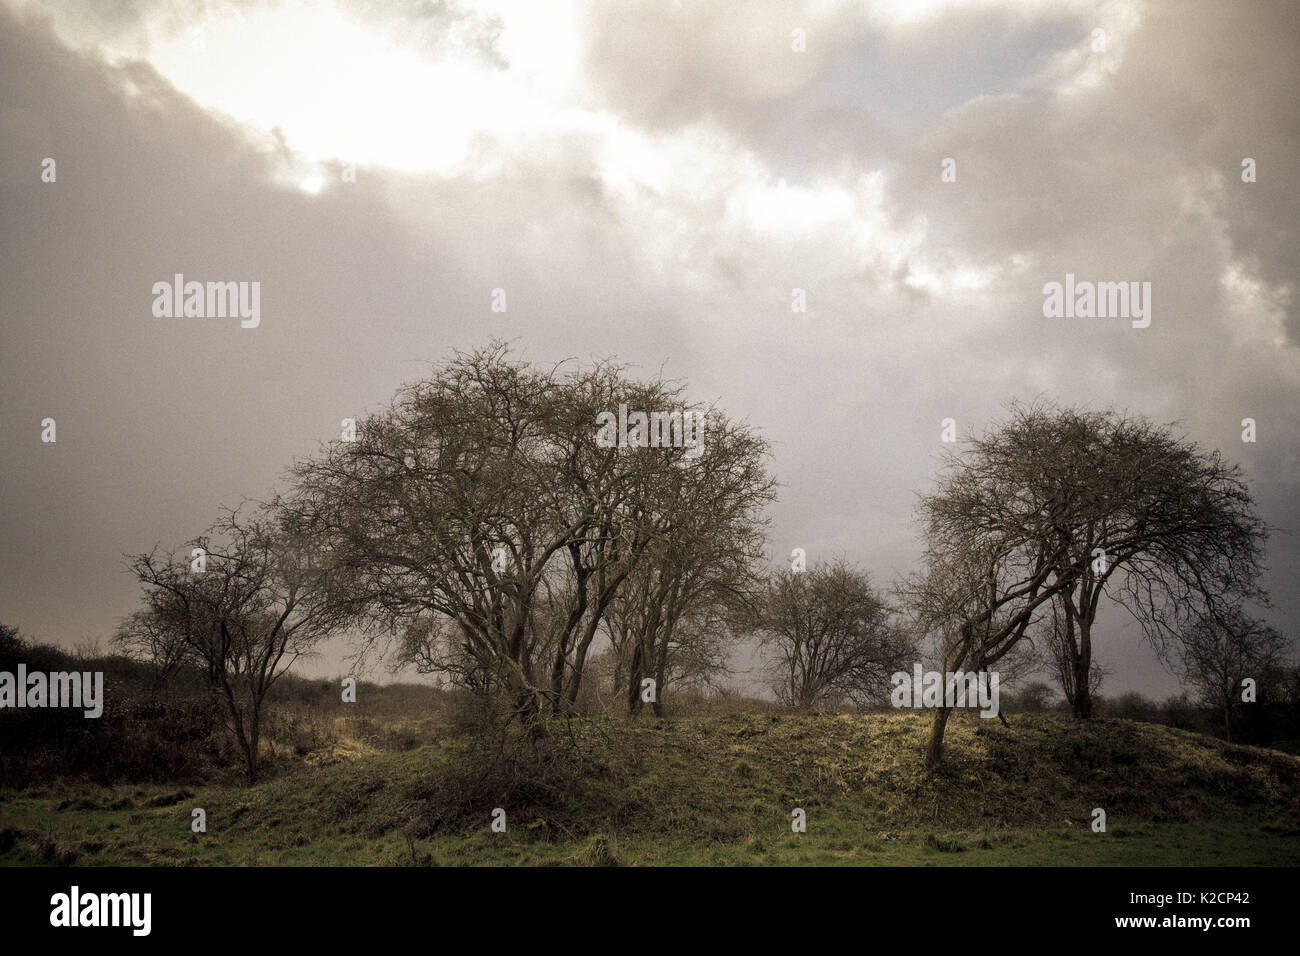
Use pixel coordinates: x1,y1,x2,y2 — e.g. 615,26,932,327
2,713,1298,865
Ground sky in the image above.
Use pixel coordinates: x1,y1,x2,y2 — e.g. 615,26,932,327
1,0,1297,698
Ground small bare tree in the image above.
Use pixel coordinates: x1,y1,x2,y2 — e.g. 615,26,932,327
1175,608,1289,741
112,609,189,693
754,561,915,710
127,505,345,781
903,537,1068,766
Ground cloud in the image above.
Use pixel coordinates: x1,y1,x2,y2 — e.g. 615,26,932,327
1,0,1296,694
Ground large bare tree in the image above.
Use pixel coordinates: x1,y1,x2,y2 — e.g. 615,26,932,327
1026,405,1266,718
908,401,1267,767
282,342,773,726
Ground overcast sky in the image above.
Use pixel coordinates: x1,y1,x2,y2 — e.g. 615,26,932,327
2,0,1296,697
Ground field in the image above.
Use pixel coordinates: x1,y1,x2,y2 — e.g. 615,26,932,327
3,709,1297,866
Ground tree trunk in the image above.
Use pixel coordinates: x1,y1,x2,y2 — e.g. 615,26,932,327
235,712,260,783
612,656,624,710
651,656,666,717
626,643,644,717
925,706,952,770
1071,620,1093,719
506,662,544,727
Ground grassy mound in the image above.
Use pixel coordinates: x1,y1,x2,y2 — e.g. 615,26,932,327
2,712,1297,866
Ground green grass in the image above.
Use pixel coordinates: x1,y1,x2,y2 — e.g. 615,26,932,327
2,712,1298,866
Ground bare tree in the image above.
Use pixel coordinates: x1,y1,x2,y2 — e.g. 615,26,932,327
1175,608,1289,741
754,561,915,710
906,401,1266,767
283,342,773,727
604,410,773,716
394,614,496,695
903,534,1069,766
606,580,746,717
1019,404,1267,718
0,623,26,662
127,505,344,780
1040,596,1107,711
112,609,189,693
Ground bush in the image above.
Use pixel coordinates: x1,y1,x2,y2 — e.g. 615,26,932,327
1102,692,1159,721
0,633,225,788
404,721,609,838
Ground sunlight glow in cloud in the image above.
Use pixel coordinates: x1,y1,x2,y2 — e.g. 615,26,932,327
137,0,578,175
